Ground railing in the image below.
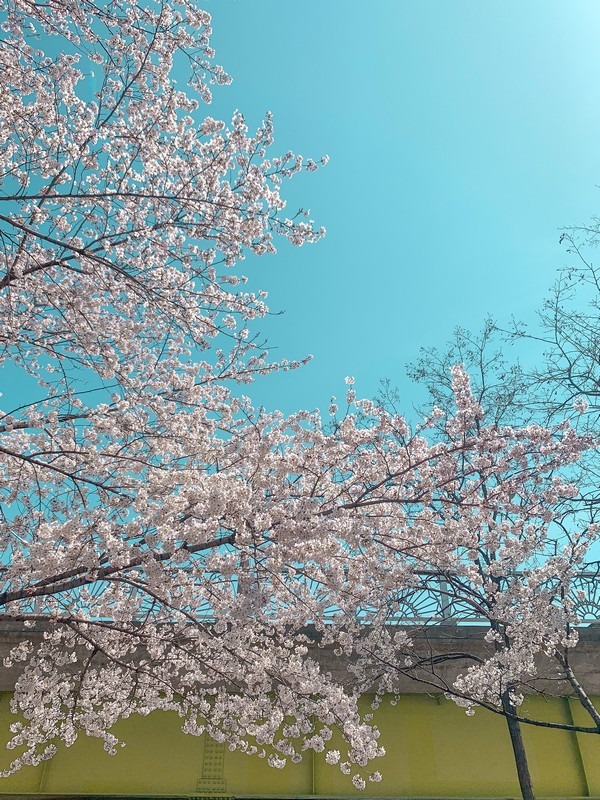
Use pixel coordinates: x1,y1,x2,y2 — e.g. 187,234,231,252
3,567,600,628
382,568,600,625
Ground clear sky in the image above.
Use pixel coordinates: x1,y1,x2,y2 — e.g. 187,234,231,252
202,0,600,417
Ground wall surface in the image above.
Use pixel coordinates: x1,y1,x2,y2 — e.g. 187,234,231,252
0,692,599,799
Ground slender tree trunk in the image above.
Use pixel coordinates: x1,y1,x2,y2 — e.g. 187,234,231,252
502,691,536,800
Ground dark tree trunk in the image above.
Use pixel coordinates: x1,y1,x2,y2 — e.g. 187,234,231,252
502,691,536,800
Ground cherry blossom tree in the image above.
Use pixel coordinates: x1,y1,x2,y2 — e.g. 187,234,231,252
344,367,600,800
0,0,354,776
0,3,599,799
400,311,600,799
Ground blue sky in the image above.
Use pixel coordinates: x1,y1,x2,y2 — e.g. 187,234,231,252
203,0,600,417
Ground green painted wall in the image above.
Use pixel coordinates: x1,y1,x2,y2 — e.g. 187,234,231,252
0,692,599,798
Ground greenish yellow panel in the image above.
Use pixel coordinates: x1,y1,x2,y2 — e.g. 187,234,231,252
515,696,588,798
0,693,312,798
314,694,586,799
402,696,519,798
25,711,203,796
315,694,521,798
568,695,600,796
0,693,45,794
222,744,312,796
